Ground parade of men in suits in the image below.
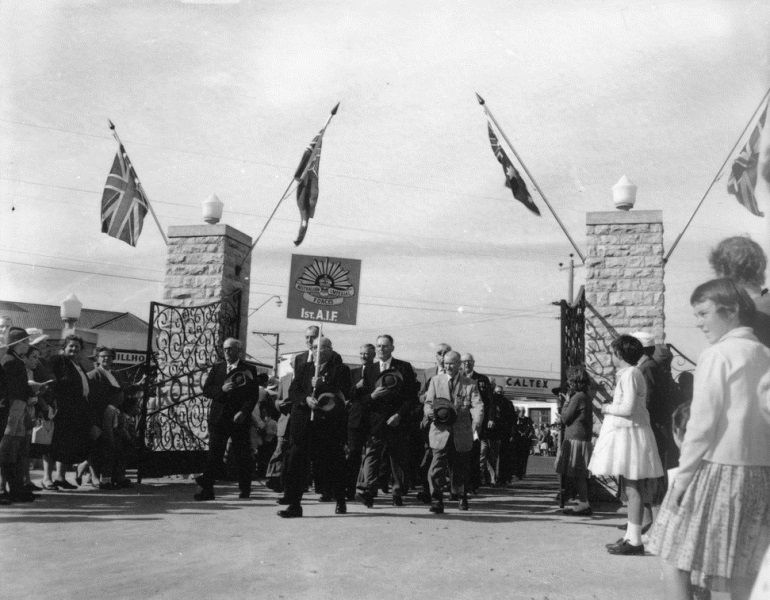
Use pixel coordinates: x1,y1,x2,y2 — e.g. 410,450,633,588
423,350,483,514
195,337,259,501
354,334,418,508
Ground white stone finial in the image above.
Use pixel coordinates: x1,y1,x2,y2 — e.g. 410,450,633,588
612,175,637,211
202,194,224,224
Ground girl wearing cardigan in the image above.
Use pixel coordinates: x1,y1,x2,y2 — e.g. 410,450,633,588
588,334,664,555
648,279,770,599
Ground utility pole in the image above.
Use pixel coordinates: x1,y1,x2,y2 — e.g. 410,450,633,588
558,254,584,304
253,331,281,375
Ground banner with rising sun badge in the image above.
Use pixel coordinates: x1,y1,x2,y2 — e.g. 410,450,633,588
287,254,362,325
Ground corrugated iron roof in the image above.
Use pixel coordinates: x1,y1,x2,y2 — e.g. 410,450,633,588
0,301,148,334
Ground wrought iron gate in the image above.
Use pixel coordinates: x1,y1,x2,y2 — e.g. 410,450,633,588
559,285,585,389
137,291,241,480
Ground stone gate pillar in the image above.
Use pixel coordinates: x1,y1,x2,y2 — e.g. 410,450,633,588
584,209,665,393
163,224,252,347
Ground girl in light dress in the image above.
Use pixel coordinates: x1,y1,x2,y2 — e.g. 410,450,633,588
588,334,664,555
647,279,770,600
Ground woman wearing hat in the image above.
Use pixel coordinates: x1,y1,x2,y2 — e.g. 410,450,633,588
47,335,93,489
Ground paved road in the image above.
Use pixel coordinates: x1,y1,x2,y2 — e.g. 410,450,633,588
2,457,673,600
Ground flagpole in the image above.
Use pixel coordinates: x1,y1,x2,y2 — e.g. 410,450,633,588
235,102,340,277
665,86,770,263
107,120,169,246
476,93,585,263
476,92,586,262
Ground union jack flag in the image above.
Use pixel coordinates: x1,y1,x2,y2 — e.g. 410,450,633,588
101,145,149,246
727,101,767,217
293,129,324,246
487,122,540,216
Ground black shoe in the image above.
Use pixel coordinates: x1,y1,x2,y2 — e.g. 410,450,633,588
319,493,334,502
607,539,645,556
563,507,593,516
355,491,374,508
194,489,215,501
54,479,77,490
429,500,444,514
606,537,626,549
416,491,432,505
391,495,403,507
239,491,251,499
25,482,43,492
278,506,303,518
459,498,469,511
9,492,35,502
335,500,347,514
276,497,290,505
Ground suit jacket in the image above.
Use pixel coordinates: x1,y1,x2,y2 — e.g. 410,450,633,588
469,371,496,438
348,363,378,431
203,360,259,429
372,357,418,422
288,353,350,442
87,367,123,428
424,372,483,452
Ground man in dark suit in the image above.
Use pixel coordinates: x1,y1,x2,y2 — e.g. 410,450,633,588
460,353,495,491
194,337,258,501
355,334,418,508
267,325,318,496
346,343,376,500
278,336,350,518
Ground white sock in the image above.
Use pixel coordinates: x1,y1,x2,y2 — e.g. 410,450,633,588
626,522,642,546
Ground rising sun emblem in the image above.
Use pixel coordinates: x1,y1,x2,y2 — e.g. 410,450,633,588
294,258,356,306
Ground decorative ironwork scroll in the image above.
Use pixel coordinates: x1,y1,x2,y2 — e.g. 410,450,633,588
138,291,241,477
559,286,585,390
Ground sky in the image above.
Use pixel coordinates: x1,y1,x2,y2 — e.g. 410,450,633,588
1,0,770,377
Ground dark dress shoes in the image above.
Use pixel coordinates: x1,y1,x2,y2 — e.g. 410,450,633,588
335,500,347,514
355,491,374,508
459,498,469,511
54,479,77,490
416,491,432,505
276,497,290,505
429,500,444,514
563,507,593,516
278,506,303,518
391,495,403,507
606,539,645,556
194,489,215,501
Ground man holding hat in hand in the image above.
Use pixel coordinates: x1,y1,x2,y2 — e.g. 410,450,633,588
423,350,483,514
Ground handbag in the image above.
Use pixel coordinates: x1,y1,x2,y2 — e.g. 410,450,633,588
31,419,54,445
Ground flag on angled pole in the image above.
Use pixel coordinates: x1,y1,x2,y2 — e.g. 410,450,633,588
293,129,324,246
486,122,540,216
101,144,149,246
727,100,768,217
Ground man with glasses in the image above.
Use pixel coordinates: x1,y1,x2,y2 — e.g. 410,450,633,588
423,351,483,513
194,338,258,501
355,334,418,508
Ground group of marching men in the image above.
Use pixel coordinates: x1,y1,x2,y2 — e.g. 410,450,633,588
193,325,518,517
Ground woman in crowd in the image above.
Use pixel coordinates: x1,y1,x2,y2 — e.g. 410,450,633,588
648,279,770,599
48,335,92,489
588,334,664,555
555,365,594,516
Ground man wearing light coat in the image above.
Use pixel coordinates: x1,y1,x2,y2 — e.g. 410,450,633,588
423,350,483,513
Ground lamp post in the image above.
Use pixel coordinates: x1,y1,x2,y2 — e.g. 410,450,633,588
60,293,83,336
248,295,282,317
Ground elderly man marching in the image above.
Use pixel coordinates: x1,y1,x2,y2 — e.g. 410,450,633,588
423,350,483,513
